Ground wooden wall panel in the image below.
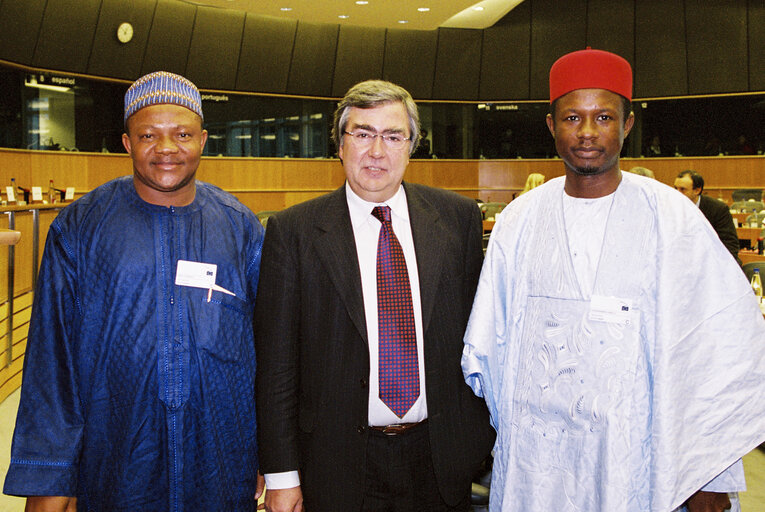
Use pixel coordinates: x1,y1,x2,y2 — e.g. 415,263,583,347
0,0,47,65
634,0,687,97
479,1,531,101
236,15,296,93
529,0,587,100
586,0,634,62
748,0,765,91
382,29,438,100
186,7,245,90
286,22,339,97
432,28,482,100
140,0,196,76
686,0,748,94
3,149,765,208
33,0,102,72
332,26,386,97
88,0,157,80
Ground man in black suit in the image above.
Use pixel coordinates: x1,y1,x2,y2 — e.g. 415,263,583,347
254,80,495,512
674,169,741,265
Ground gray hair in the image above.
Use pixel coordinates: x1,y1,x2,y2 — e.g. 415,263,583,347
332,80,420,156
628,166,655,179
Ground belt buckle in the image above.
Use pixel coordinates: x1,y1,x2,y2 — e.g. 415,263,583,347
381,424,407,435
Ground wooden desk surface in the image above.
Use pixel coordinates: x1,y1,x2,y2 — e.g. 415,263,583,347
740,251,765,265
737,227,762,244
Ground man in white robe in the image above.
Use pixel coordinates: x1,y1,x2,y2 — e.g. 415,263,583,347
462,48,765,512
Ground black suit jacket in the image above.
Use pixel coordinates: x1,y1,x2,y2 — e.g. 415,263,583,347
699,194,741,264
255,182,495,511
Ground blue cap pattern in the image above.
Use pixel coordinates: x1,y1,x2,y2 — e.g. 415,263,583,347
124,71,203,122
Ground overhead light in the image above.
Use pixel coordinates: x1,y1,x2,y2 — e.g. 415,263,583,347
235,135,252,139
355,0,368,4
338,14,349,19
280,7,292,11
417,7,430,12
398,19,408,23
473,6,484,10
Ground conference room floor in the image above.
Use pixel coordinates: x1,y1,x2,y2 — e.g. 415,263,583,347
0,389,763,511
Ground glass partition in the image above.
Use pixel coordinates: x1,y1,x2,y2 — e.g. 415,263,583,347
1,63,763,159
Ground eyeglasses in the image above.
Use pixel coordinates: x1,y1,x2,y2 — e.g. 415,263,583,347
343,130,411,150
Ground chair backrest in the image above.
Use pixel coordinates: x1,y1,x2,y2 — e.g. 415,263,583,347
744,213,765,227
742,261,765,282
480,202,507,221
255,210,279,228
732,189,763,202
730,200,765,214
482,233,491,254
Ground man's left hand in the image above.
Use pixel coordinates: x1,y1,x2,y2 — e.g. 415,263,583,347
686,490,731,512
254,472,266,510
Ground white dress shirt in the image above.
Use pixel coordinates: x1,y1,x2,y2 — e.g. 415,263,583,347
265,183,428,491
345,183,428,427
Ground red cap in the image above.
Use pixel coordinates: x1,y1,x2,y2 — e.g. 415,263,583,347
549,48,632,103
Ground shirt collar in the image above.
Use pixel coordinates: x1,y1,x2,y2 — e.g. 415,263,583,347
345,182,409,229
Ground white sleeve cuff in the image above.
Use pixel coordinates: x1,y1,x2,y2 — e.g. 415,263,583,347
264,471,301,490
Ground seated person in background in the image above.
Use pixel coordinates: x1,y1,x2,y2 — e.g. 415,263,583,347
520,173,545,194
627,166,655,179
644,134,665,157
733,134,755,155
674,169,740,265
412,128,432,158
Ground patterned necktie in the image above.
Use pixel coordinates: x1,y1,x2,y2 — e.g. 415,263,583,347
372,205,419,418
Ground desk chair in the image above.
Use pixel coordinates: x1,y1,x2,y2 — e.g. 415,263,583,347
744,213,765,228
732,189,763,202
742,261,765,282
480,202,507,221
255,210,279,228
730,200,765,214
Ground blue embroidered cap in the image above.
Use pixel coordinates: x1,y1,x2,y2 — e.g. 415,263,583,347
124,71,203,122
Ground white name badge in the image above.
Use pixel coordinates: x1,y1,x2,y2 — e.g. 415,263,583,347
65,187,75,200
31,187,42,201
588,295,633,324
5,187,15,202
175,260,235,300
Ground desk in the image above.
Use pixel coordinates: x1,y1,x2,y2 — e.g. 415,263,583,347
482,220,495,233
733,212,750,227
739,251,765,265
737,227,762,248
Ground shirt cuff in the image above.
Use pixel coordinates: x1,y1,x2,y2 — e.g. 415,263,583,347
701,459,746,493
264,471,301,490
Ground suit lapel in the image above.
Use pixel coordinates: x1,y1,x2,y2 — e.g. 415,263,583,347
313,186,368,344
405,183,445,334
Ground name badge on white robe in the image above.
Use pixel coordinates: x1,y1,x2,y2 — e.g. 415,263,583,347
589,295,633,325
175,260,235,301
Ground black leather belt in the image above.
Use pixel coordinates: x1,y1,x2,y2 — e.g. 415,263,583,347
369,419,427,436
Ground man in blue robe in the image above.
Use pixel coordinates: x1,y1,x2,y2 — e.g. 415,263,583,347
462,49,765,511
4,71,264,511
